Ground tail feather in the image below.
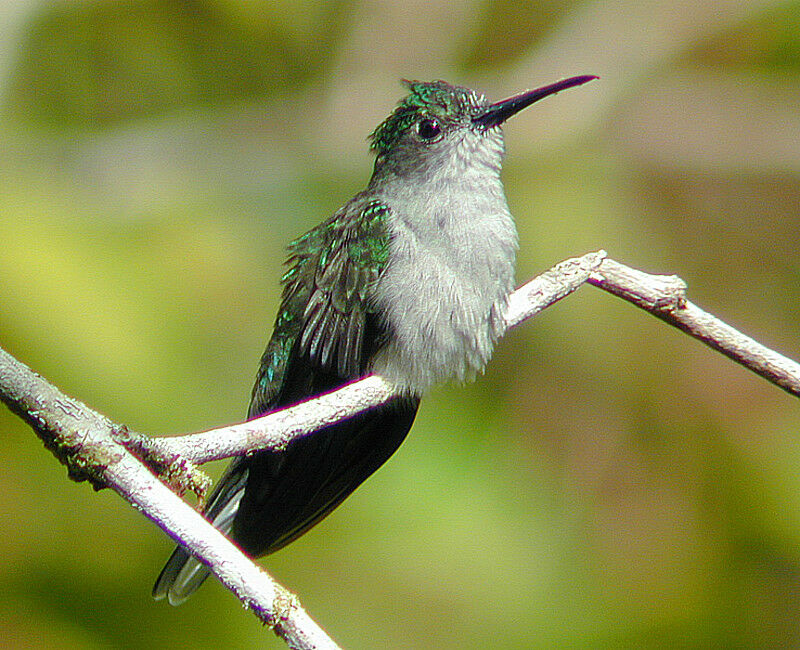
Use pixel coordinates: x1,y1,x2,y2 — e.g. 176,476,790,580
152,548,210,605
152,464,248,605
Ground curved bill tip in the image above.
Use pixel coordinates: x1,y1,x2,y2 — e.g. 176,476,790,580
473,74,598,129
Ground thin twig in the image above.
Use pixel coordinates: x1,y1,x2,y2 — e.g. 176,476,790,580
590,258,800,397
136,250,609,467
144,249,800,469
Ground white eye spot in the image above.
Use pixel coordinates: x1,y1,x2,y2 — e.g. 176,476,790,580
416,118,442,141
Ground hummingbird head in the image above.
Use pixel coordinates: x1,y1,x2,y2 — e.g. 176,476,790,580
368,75,597,181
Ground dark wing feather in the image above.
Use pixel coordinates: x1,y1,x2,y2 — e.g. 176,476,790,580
234,395,419,556
152,459,248,604
154,197,400,603
249,197,390,417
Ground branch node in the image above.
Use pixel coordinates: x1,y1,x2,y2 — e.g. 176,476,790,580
46,423,119,491
118,429,211,505
271,585,301,628
590,259,688,314
651,274,688,313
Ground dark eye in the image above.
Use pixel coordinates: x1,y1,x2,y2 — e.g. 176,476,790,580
416,118,442,141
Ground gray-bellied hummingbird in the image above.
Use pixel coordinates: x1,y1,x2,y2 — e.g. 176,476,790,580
153,74,597,604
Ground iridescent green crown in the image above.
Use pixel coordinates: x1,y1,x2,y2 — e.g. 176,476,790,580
369,80,485,154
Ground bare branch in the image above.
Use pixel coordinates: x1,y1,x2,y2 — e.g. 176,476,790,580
3,250,800,649
128,374,399,470
504,250,608,328
0,348,340,650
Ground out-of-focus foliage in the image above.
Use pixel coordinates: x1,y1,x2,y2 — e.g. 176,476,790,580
1,1,799,648
5,0,348,126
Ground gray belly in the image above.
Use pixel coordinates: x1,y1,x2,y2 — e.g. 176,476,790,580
370,238,514,394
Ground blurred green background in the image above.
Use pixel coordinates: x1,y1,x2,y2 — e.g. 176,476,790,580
1,1,800,648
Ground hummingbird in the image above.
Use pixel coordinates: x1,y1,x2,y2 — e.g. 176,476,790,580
153,74,596,605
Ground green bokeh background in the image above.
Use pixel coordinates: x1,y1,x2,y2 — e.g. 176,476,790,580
1,1,800,647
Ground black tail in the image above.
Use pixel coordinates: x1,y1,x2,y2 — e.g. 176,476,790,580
153,396,418,604
233,396,419,557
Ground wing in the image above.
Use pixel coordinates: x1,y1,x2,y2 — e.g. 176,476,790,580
248,197,391,417
153,198,393,604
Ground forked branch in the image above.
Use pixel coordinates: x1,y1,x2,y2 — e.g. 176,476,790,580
2,250,799,649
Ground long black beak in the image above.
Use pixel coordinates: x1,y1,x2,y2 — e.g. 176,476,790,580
473,75,598,129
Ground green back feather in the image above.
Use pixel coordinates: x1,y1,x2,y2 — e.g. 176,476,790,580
249,198,391,417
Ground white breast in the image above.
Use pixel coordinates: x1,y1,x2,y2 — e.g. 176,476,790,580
370,156,518,394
